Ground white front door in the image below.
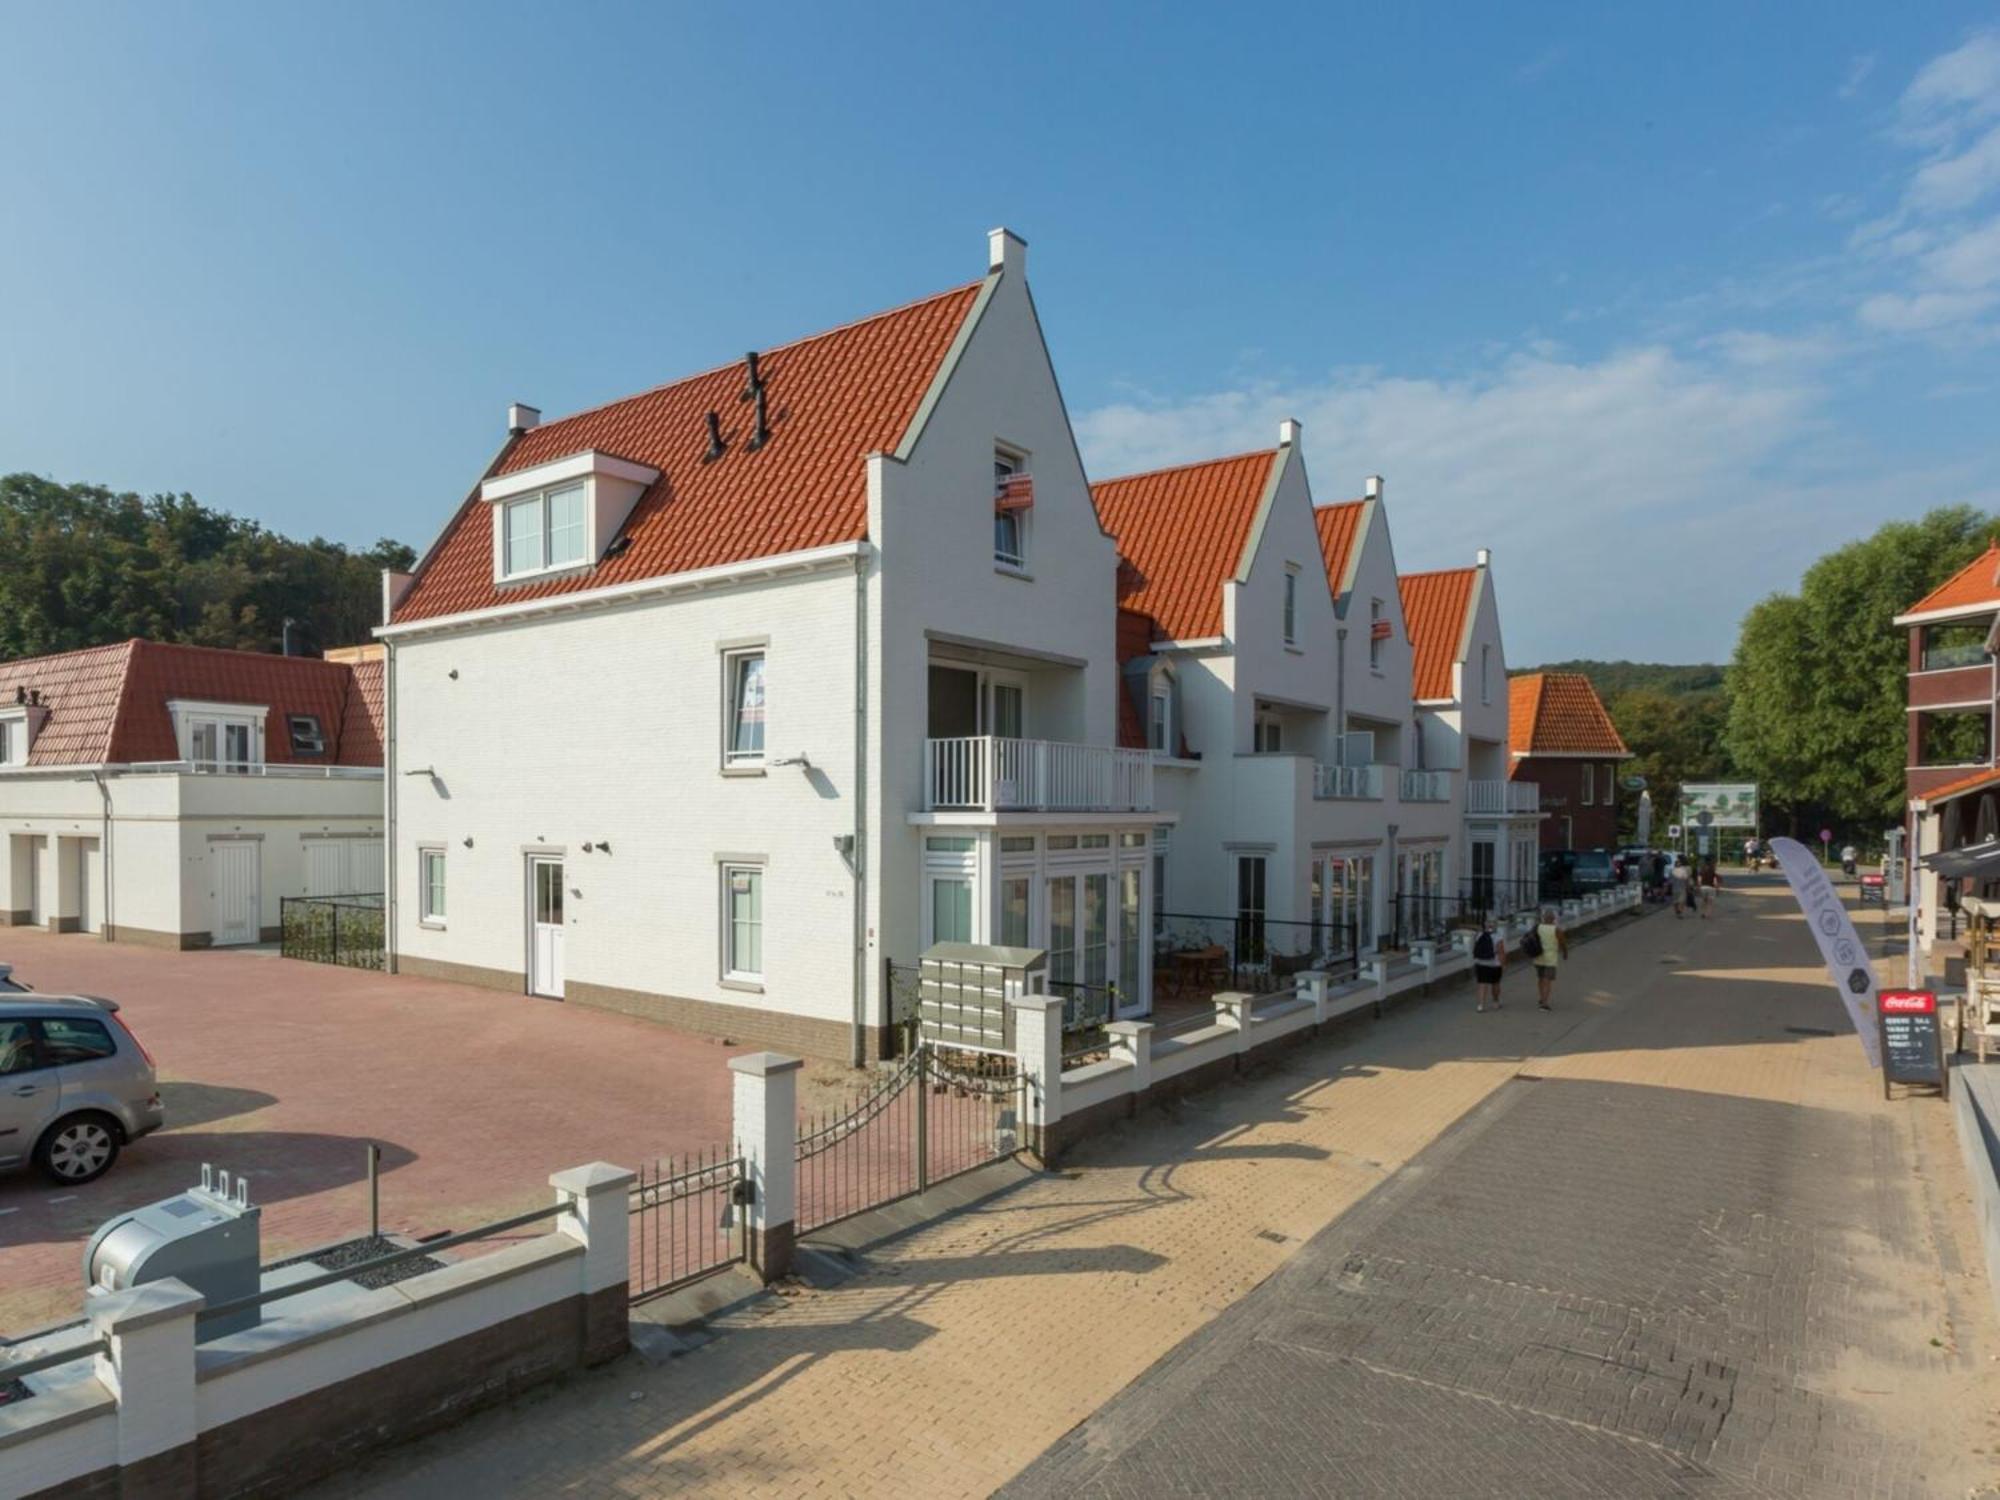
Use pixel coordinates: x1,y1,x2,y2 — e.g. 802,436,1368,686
208,841,260,946
77,839,101,934
528,857,564,999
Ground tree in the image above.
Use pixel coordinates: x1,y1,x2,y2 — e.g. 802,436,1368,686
0,474,413,661
1724,505,1997,833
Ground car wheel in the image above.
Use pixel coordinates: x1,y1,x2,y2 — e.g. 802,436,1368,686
35,1114,122,1186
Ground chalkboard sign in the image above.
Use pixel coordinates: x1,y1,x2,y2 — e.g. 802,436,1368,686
1878,989,1948,1100
1858,873,1885,906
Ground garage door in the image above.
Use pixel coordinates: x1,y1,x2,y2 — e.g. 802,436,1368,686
303,838,386,897
208,841,260,946
77,838,102,934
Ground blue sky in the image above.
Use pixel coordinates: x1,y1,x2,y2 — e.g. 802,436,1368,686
3,3,1997,664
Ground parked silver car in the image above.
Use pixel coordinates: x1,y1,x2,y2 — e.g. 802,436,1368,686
0,992,163,1184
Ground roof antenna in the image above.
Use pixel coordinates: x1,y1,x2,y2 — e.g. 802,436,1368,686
740,351,770,451
703,410,726,463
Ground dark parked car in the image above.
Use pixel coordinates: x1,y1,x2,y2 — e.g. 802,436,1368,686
1541,849,1616,900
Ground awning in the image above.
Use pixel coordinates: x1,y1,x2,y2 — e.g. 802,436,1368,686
1922,838,2000,879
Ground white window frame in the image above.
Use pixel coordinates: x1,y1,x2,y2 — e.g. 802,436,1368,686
993,448,1029,571
418,845,447,928
0,711,24,768
499,482,588,580
1581,763,1595,805
1254,709,1283,753
1282,567,1300,646
721,861,765,984
721,646,767,770
168,699,268,773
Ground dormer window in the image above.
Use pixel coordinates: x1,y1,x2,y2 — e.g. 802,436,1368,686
480,450,661,586
503,484,587,577
0,713,25,768
170,700,267,774
994,449,1032,570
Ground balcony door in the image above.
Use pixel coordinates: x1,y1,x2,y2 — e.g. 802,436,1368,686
927,663,1025,740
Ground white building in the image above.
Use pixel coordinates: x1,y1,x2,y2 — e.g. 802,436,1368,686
0,640,384,947
1399,560,1542,916
379,231,1168,1062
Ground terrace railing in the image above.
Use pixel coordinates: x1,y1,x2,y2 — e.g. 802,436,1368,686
925,736,1153,812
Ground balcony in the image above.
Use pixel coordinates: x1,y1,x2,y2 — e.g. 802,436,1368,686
925,736,1153,812
1400,768,1452,802
1313,762,1384,800
1466,779,1539,815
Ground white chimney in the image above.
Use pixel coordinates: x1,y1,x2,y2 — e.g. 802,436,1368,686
1363,474,1384,501
1278,418,1302,447
508,403,541,435
1475,547,1491,568
988,227,1027,277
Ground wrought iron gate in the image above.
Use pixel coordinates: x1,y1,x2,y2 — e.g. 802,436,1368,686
796,1044,1022,1235
628,1150,746,1302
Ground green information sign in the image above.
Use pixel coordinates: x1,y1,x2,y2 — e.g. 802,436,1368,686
1679,783,1759,829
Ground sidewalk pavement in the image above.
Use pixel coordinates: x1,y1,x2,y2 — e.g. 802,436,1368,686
316,879,2000,1499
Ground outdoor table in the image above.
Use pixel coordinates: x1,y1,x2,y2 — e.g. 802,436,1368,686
1169,945,1228,996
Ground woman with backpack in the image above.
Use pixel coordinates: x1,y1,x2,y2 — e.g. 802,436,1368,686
1472,917,1506,1011
1524,906,1568,1009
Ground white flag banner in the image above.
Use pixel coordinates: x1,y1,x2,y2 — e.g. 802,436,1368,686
1771,836,1881,1069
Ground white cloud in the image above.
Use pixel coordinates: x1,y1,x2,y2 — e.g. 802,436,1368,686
1907,122,2000,213
1895,30,2000,147
1857,286,1999,332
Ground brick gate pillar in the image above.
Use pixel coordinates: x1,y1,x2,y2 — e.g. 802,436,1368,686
550,1160,637,1365
730,1051,802,1283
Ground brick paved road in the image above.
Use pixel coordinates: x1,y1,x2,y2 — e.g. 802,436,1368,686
1006,887,1997,1499
314,876,2000,1499
0,927,859,1333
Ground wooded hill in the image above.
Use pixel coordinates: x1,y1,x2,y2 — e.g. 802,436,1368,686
0,474,414,662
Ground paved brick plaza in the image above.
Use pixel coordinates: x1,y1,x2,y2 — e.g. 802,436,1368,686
0,928,854,1333
309,876,2000,1498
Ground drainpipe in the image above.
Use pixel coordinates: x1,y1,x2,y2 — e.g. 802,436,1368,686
91,771,113,943
384,638,398,974
850,551,870,1068
1335,627,1348,758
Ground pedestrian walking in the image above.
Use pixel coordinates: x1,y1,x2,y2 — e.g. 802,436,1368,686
1671,856,1692,918
1525,905,1567,1008
1472,918,1505,1011
1699,859,1719,918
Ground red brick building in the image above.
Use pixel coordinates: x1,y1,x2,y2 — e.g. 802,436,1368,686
1508,672,1630,852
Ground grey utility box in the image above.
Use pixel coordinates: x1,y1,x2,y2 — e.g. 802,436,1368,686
84,1166,262,1339
918,943,1047,1053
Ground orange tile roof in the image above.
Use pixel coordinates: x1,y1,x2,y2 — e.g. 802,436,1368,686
1903,541,2000,618
1400,568,1479,701
392,281,984,623
1508,672,1629,758
0,640,382,768
1914,764,2000,807
1312,501,1367,603
1091,451,1276,640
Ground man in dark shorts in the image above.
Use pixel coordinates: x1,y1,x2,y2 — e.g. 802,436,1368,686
1472,917,1505,1011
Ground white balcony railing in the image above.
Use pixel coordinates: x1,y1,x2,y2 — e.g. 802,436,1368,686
125,760,384,780
1314,762,1384,800
925,736,1153,812
1466,779,1539,815
1400,768,1452,802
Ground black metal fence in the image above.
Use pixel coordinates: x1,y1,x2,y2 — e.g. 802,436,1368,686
280,894,386,969
1389,893,1473,947
1459,877,1541,921
628,1151,746,1301
1154,912,1361,997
